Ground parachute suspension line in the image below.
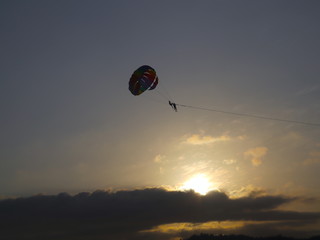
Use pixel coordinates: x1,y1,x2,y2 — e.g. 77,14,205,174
136,77,167,105
150,73,171,102
157,78,173,102
175,103,320,127
149,73,172,102
141,92,168,106
154,88,171,102
138,77,167,103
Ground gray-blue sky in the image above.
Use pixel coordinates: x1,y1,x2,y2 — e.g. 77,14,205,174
1,0,320,238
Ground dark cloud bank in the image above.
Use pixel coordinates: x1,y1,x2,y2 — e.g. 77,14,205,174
1,188,319,240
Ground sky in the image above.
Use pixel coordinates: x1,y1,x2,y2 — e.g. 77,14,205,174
1,0,320,239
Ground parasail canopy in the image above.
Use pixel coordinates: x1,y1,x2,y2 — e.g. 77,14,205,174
129,65,159,96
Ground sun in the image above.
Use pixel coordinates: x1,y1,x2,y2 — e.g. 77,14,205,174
180,174,216,195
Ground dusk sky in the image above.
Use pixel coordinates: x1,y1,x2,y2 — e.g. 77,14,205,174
1,1,320,239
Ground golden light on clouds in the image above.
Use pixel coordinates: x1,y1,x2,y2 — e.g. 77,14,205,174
184,134,231,145
180,174,217,195
244,147,268,166
141,220,312,236
303,151,320,166
223,159,237,165
154,154,165,163
229,184,267,198
141,221,250,233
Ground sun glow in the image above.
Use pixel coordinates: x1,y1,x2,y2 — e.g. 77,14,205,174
180,174,216,195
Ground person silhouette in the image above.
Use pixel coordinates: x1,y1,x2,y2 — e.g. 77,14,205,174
169,101,177,112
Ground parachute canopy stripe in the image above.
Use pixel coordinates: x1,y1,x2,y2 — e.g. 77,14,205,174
129,65,159,95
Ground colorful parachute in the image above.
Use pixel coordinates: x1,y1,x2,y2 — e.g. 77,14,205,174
129,65,159,95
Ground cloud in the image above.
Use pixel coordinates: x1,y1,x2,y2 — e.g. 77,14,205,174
1,189,319,240
237,135,247,141
303,151,320,166
184,134,231,145
229,185,267,198
153,155,167,174
154,154,165,163
180,160,212,175
296,84,320,96
244,147,268,166
223,159,237,165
